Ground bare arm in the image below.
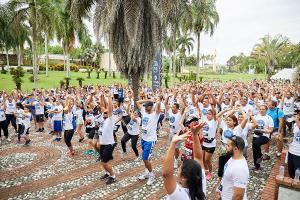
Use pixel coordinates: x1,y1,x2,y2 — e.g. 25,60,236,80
232,187,246,200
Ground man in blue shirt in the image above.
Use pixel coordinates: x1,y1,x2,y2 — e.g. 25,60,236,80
264,100,284,160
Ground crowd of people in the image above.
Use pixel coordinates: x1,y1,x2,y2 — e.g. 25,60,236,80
0,79,300,199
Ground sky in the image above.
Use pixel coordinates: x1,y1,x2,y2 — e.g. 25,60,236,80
1,0,300,65
199,0,300,64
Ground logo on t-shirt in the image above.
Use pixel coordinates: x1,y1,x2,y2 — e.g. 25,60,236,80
295,132,300,144
224,129,234,138
203,124,209,132
257,119,265,129
202,108,208,115
142,117,149,126
284,103,292,107
170,116,175,123
248,100,254,106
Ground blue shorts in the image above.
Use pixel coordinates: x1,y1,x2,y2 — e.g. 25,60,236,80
141,139,156,161
53,120,62,132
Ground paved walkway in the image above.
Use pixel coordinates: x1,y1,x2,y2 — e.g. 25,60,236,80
0,124,282,200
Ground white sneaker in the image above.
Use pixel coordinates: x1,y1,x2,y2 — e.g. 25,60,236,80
138,171,149,180
6,138,11,142
276,152,282,157
134,157,139,162
174,159,178,169
121,152,127,159
146,174,155,185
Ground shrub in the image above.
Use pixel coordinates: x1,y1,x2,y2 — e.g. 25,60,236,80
29,75,34,82
38,64,46,71
70,64,79,72
1,70,8,74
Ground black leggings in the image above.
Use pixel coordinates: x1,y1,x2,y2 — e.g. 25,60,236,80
17,124,23,140
252,136,269,168
288,152,300,179
121,133,139,157
218,153,231,178
5,114,17,131
64,129,74,147
0,120,8,138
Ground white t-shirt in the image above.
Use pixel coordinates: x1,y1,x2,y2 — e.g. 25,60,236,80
16,109,24,125
168,109,181,134
5,100,16,114
166,169,206,200
63,112,74,130
22,112,31,128
254,114,274,138
240,123,252,147
141,107,160,141
33,101,44,115
202,119,218,148
283,97,294,115
52,105,63,121
127,117,141,136
0,106,6,121
75,108,84,121
198,103,212,120
85,113,95,128
221,157,249,200
289,123,300,156
100,117,115,145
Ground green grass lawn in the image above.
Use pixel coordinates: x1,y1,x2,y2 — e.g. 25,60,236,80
0,70,266,92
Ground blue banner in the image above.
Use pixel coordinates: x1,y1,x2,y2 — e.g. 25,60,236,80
152,53,161,91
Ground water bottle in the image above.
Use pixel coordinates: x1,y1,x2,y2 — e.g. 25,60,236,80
279,165,285,179
294,168,300,183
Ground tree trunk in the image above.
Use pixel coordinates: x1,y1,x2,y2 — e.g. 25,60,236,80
20,44,24,66
66,52,70,78
182,56,185,73
108,48,112,76
32,28,38,88
131,71,140,109
17,45,21,67
172,29,177,87
168,53,172,76
5,46,10,69
63,47,66,71
196,32,201,80
45,34,49,77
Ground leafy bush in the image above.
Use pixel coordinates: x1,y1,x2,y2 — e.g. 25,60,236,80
38,64,46,71
29,75,34,82
49,63,79,72
1,70,8,74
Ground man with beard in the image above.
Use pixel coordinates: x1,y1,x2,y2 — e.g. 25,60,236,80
220,136,249,200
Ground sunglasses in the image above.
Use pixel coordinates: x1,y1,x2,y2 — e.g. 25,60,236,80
103,112,108,115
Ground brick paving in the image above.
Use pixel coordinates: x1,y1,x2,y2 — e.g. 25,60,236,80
0,124,285,200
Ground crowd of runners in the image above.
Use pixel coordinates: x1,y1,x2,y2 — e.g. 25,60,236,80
0,79,300,200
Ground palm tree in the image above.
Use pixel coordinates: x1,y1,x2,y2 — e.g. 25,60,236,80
177,34,194,73
69,0,179,102
76,77,84,87
9,0,55,88
165,0,192,85
252,34,288,80
10,67,25,90
191,0,219,80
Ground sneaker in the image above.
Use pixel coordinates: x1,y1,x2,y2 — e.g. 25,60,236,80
134,157,139,162
78,138,84,143
121,152,127,159
53,137,59,142
67,151,74,156
6,138,11,142
146,174,155,185
49,131,53,135
83,149,94,155
256,156,263,164
56,137,62,142
138,171,150,180
106,176,116,185
206,171,212,181
252,166,262,172
24,139,31,146
174,159,178,169
96,156,102,162
100,173,110,180
276,152,282,158
263,154,271,161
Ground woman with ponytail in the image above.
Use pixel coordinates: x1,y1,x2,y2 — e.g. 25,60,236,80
163,122,206,200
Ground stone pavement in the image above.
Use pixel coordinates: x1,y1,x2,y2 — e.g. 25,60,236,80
0,124,282,200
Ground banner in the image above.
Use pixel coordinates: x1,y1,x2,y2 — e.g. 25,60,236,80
152,53,161,91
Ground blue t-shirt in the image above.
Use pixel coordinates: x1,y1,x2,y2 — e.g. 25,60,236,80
267,108,284,129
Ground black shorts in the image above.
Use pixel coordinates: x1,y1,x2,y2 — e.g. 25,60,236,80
36,114,44,122
202,146,216,154
100,144,115,163
113,94,119,100
93,130,100,140
86,127,95,139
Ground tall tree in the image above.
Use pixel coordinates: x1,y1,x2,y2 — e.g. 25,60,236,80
9,0,55,88
177,34,194,73
192,0,219,80
252,34,288,80
69,0,182,103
